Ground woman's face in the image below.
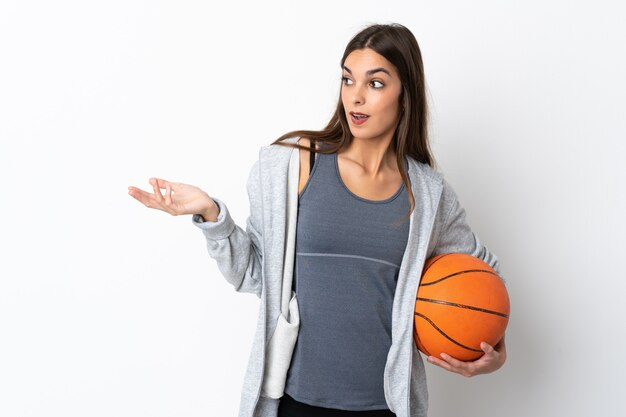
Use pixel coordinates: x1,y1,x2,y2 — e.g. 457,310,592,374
341,48,403,142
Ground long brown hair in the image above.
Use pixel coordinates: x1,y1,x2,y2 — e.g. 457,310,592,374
271,22,436,222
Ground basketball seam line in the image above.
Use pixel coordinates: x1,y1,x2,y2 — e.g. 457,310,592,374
420,269,500,286
414,311,483,353
416,297,509,318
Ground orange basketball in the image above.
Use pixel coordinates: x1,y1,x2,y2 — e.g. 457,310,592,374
414,253,510,361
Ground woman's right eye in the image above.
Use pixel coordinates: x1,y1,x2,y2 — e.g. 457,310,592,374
341,76,353,85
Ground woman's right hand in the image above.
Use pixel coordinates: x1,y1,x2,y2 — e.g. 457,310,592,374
128,177,219,220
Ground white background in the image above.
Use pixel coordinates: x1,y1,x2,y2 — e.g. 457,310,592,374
1,1,625,416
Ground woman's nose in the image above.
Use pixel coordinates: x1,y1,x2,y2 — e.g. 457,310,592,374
352,87,365,105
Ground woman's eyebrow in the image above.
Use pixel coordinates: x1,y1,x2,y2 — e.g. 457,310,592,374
342,65,391,77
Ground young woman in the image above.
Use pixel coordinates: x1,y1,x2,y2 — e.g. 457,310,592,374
128,23,506,417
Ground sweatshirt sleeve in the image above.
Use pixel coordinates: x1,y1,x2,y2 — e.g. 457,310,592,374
190,159,263,297
430,178,506,283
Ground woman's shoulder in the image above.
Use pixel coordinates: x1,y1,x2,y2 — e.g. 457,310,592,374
405,158,457,212
406,154,443,184
257,137,300,160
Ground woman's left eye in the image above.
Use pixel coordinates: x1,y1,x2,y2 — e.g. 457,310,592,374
371,80,384,89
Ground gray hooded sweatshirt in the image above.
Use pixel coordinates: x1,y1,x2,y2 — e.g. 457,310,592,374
191,137,505,417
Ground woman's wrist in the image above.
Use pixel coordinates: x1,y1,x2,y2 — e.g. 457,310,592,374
199,200,220,222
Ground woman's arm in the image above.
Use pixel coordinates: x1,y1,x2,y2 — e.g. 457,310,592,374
430,178,506,282
191,160,263,298
427,177,507,375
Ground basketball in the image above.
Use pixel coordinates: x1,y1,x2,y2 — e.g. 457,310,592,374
414,253,510,362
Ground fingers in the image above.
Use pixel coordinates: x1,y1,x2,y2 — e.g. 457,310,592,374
428,353,473,377
153,177,180,193
428,344,505,377
151,178,178,206
150,178,163,202
427,355,452,372
481,342,495,354
128,178,171,213
154,178,173,208
165,183,172,205
128,186,156,207
429,351,495,378
440,352,466,368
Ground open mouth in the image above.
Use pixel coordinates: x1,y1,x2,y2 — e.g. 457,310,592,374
350,111,369,119
350,112,370,124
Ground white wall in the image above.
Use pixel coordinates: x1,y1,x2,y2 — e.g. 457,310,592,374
1,1,624,416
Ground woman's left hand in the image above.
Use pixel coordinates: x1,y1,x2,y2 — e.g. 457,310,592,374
427,333,507,377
